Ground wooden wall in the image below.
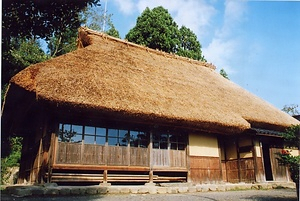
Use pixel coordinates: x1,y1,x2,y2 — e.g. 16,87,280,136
18,110,52,184
270,148,289,181
55,142,186,168
254,157,265,182
190,156,222,183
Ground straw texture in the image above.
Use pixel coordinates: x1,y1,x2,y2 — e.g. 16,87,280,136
9,27,299,134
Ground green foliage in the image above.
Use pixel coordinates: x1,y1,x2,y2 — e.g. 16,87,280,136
126,6,180,53
2,0,100,41
2,0,100,86
282,104,299,116
277,151,299,183
177,26,205,61
2,38,49,86
220,68,230,80
126,6,205,61
277,124,300,196
47,28,78,57
106,23,121,38
10,38,49,67
1,137,23,184
59,129,80,143
281,125,300,149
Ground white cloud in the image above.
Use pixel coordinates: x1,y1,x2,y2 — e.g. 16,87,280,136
203,38,239,73
112,0,216,39
203,0,247,74
111,0,136,15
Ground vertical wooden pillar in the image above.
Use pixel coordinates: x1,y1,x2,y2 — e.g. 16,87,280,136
236,138,241,182
47,133,57,183
149,131,153,183
103,170,108,183
223,140,228,182
252,137,259,182
36,139,43,183
217,137,223,182
186,133,191,183
259,141,266,182
127,134,130,166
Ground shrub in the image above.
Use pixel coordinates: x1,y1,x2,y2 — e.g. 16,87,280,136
1,137,22,184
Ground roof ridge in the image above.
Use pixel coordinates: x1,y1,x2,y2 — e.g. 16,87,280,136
78,27,216,70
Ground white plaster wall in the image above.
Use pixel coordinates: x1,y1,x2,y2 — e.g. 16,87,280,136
189,133,219,157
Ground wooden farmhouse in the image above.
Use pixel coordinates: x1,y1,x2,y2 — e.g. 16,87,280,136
2,27,299,185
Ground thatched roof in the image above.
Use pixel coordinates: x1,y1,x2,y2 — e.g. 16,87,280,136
3,27,299,134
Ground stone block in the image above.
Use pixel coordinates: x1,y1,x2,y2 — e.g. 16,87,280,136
148,187,157,194
43,183,58,187
130,187,139,194
31,187,45,195
10,187,32,197
196,185,202,192
108,187,121,194
167,187,178,194
70,187,82,195
178,187,188,193
188,187,197,193
98,187,108,194
59,187,71,195
157,187,167,194
86,187,98,195
138,187,149,194
201,186,209,192
217,185,226,192
208,185,217,191
44,187,59,195
225,184,236,191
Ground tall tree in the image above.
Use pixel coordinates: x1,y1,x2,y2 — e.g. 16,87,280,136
125,6,205,61
2,0,100,86
2,38,49,93
2,0,100,41
177,26,205,61
106,23,121,38
126,6,180,53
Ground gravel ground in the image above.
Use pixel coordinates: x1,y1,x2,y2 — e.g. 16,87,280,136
1,189,297,201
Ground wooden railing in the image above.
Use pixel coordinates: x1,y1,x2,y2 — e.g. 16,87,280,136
55,142,186,168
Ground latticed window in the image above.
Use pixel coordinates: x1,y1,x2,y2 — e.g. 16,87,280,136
130,131,149,148
58,123,150,148
153,132,187,150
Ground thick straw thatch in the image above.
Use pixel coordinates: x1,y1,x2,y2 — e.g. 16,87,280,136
5,27,299,134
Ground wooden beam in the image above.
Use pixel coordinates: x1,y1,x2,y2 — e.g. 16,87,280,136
149,131,153,183
236,138,241,183
52,164,150,171
103,170,108,183
149,170,153,183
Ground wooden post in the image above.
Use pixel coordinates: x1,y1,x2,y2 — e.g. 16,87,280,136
47,133,56,183
252,137,259,182
236,138,241,182
37,139,42,183
103,170,108,183
127,132,130,166
223,139,228,182
260,142,267,182
186,133,191,183
217,136,223,182
149,131,153,183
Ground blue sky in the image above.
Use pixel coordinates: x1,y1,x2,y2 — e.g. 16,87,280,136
103,0,300,110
